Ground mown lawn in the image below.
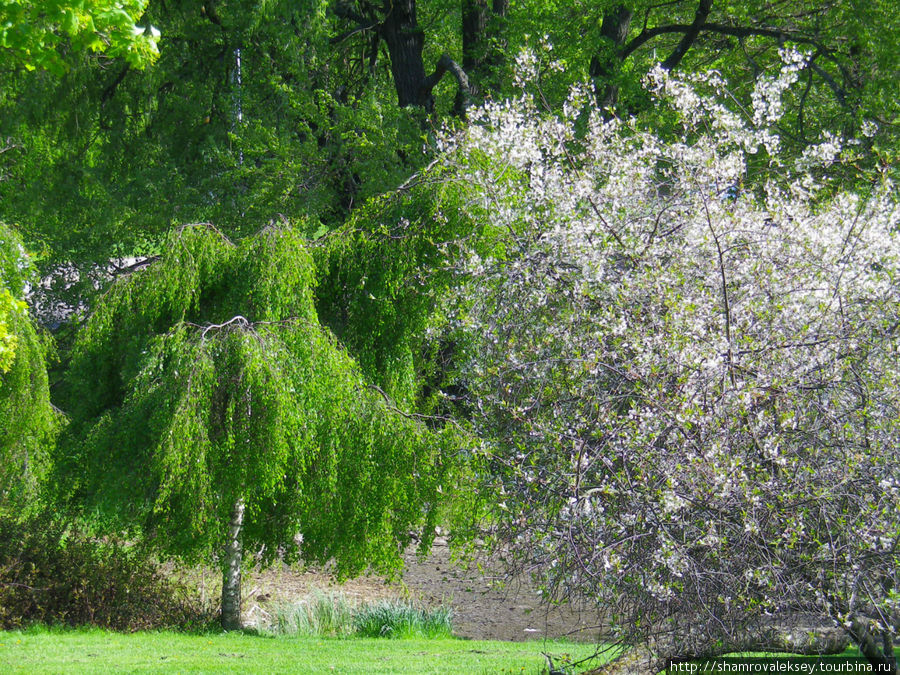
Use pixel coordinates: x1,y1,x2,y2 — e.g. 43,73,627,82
0,627,613,674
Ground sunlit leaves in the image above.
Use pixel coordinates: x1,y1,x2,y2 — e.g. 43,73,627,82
0,223,56,508
0,0,159,73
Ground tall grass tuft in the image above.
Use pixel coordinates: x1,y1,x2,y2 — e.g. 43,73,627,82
270,590,355,637
266,591,454,639
352,599,453,639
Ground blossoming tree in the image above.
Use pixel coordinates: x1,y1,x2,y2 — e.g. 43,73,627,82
443,53,900,671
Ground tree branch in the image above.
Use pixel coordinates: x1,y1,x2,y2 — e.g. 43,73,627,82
333,2,372,28
623,22,827,61
366,383,466,431
0,138,21,155
329,21,380,45
660,0,713,70
100,66,129,105
421,53,470,108
808,57,847,105
194,315,251,339
621,18,852,108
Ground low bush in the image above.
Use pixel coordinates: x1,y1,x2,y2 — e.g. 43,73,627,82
0,511,214,630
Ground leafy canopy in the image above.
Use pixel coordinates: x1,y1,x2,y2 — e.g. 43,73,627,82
57,224,455,574
0,0,159,73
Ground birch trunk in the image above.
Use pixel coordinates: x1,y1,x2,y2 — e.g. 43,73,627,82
221,497,245,631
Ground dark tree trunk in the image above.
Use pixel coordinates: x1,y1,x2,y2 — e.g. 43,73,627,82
590,5,633,111
847,615,899,674
661,0,713,70
379,0,429,107
461,0,488,80
335,0,470,111
454,0,508,115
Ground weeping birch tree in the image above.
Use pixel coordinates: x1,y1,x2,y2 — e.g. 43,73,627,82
55,223,455,630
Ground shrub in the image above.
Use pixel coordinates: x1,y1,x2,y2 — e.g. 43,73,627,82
0,511,214,630
442,52,900,669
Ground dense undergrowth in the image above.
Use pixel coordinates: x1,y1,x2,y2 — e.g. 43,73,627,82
0,511,215,631
0,511,455,640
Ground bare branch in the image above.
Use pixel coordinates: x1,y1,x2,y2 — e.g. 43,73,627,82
329,21,379,45
625,22,828,61
366,383,466,432
333,2,371,27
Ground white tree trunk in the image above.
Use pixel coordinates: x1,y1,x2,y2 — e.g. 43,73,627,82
221,497,245,631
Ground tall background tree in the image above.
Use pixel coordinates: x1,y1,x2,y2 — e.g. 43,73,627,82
2,0,896,282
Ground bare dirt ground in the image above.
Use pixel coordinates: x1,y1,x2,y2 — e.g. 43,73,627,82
224,540,605,643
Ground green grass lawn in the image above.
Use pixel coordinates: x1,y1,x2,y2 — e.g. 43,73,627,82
0,627,613,674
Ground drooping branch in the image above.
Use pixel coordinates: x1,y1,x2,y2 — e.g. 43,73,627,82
366,383,466,431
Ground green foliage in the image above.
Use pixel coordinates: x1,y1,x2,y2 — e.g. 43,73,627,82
0,0,159,73
0,223,56,508
313,177,472,408
0,0,437,266
0,227,26,373
0,288,19,373
57,223,455,577
3,0,895,277
0,511,213,630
